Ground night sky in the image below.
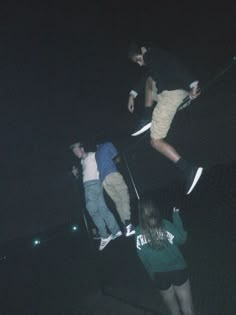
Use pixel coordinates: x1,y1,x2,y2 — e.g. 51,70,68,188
1,1,236,241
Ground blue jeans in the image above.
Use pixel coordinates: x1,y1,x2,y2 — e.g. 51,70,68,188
84,180,120,238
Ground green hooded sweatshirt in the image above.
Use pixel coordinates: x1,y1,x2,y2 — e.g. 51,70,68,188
135,211,187,279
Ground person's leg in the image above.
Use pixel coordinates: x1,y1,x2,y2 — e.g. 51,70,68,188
84,181,110,239
150,90,203,194
159,285,181,315
144,76,155,108
174,279,195,315
150,138,181,162
97,181,121,236
103,173,131,224
103,172,135,237
150,139,203,195
150,89,190,170
150,90,188,146
131,77,156,136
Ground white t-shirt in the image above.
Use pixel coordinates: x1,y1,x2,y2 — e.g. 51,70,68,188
81,152,99,182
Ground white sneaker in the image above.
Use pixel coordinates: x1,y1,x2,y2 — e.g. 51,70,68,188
125,224,135,237
112,230,122,240
186,166,203,195
99,235,113,251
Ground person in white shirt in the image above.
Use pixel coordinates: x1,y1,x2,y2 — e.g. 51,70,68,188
70,142,122,251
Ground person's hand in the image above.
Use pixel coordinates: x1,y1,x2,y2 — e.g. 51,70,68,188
128,95,135,113
173,207,180,213
72,165,79,178
189,84,201,100
112,155,121,164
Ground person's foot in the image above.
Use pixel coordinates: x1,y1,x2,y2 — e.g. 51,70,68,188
185,166,203,194
131,119,151,136
92,234,101,240
92,228,101,240
112,230,122,240
131,106,154,136
99,235,113,251
124,223,135,237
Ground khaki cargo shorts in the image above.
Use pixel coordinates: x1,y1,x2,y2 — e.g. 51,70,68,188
150,83,189,140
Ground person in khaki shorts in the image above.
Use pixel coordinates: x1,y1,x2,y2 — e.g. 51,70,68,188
127,42,203,195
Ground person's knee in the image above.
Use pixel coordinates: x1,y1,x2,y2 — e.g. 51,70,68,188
174,281,194,315
160,286,180,314
181,306,194,315
150,137,163,150
86,202,98,216
145,76,153,89
160,285,175,298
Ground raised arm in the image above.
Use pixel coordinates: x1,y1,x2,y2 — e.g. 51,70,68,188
169,207,187,245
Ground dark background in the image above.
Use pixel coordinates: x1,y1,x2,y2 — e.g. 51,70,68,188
1,1,236,242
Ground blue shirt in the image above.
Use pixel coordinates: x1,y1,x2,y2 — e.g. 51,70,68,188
95,142,118,182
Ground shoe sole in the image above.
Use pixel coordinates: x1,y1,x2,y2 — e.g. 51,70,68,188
131,122,151,136
112,232,122,240
125,230,135,237
186,167,203,195
99,236,113,251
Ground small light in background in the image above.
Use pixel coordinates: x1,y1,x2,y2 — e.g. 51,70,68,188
32,238,41,247
71,224,79,232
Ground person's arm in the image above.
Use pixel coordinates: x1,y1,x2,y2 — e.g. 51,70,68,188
108,143,121,165
144,76,154,107
179,64,201,100
128,73,149,113
135,227,155,279
71,165,80,179
127,94,136,113
113,155,121,165
168,207,187,245
137,250,154,279
168,53,200,100
109,143,118,159
189,81,200,100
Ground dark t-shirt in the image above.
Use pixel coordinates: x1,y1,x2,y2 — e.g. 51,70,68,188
133,48,196,94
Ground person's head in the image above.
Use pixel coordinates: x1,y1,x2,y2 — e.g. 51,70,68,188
138,191,167,249
70,142,87,159
128,41,147,66
138,191,163,229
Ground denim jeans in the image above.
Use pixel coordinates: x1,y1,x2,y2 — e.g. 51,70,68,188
84,180,120,238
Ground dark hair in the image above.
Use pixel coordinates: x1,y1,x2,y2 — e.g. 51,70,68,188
70,138,96,153
128,41,142,60
138,191,168,250
69,142,84,150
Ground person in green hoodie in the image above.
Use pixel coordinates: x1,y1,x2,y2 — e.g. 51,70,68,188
136,192,194,315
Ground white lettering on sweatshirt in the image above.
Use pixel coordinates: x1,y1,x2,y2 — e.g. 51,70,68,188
136,231,174,250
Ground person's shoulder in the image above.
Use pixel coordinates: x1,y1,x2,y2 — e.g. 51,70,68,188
152,47,175,58
105,141,115,147
146,47,173,63
135,225,141,234
87,152,95,159
105,142,117,152
98,142,113,149
162,219,172,229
